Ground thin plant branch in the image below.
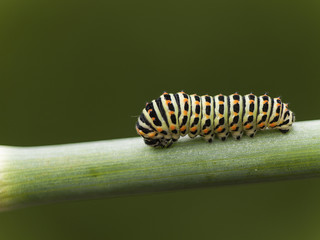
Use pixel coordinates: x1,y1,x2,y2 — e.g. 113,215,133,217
0,120,319,211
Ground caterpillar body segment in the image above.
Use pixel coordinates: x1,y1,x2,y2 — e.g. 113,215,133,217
213,94,229,141
200,95,214,142
160,93,180,141
136,92,295,148
188,94,202,139
256,94,272,131
228,93,244,140
175,92,191,137
243,93,258,137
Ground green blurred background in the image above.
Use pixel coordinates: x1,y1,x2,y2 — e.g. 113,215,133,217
0,0,319,239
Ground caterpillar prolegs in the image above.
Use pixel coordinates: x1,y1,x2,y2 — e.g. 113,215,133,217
136,92,295,148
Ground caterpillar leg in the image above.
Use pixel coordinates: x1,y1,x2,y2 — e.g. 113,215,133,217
233,131,244,140
279,129,289,134
202,133,215,143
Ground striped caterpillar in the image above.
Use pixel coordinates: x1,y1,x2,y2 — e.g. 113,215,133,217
136,91,295,148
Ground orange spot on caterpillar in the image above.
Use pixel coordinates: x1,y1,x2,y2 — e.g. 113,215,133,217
263,100,268,104
139,130,145,135
148,109,152,114
206,114,210,119
183,110,188,115
195,101,200,105
148,132,156,138
203,128,209,134
166,100,172,105
190,126,197,132
170,125,176,130
245,123,251,129
217,126,224,132
234,112,238,116
249,100,254,104
194,113,199,117
152,117,155,121
169,111,174,115
233,100,239,104
219,101,224,105
180,126,186,131
231,125,237,131
205,102,211,106
157,127,163,132
183,98,188,103
269,122,277,127
219,114,223,118
259,122,265,128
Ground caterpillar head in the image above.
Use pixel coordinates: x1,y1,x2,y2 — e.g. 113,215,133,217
136,127,173,148
143,137,173,148
136,115,173,148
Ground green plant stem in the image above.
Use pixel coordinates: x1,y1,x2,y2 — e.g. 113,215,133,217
0,120,319,211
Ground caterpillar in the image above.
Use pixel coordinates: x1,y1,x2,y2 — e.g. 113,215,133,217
136,91,295,148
